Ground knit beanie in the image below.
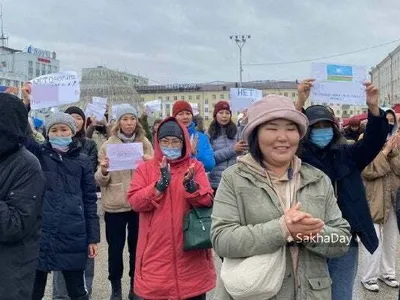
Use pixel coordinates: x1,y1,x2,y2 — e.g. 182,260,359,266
65,106,86,121
46,112,76,135
158,120,184,141
242,95,308,140
213,101,231,118
348,117,361,127
172,100,193,117
116,104,138,121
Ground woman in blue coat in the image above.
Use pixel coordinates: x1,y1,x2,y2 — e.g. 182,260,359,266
26,113,100,300
172,100,215,172
296,80,389,300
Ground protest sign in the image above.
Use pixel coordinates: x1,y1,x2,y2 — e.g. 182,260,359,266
30,71,80,110
107,143,144,171
144,99,162,114
92,97,107,109
86,103,106,121
311,63,367,105
229,88,263,112
189,103,199,115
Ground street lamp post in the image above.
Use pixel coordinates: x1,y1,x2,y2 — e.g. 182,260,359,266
230,34,251,88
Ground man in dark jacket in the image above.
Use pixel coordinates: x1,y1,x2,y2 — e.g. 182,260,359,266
0,93,46,300
296,79,389,300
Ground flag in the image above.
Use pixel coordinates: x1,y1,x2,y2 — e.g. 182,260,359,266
327,64,353,82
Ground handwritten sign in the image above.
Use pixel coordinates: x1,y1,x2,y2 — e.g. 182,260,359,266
144,99,162,114
190,102,199,115
229,88,263,112
30,71,80,110
107,143,144,171
85,103,106,120
92,97,107,109
311,63,367,105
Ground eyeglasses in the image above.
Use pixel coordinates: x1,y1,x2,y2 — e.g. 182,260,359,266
159,139,182,147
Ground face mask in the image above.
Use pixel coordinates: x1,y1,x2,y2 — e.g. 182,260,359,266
49,136,72,147
310,128,334,148
161,146,181,160
389,123,395,133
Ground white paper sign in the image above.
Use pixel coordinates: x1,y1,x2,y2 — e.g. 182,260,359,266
30,71,80,110
229,88,263,112
144,99,162,114
311,63,367,105
85,103,106,120
111,104,123,120
92,97,107,109
190,102,199,115
107,143,144,171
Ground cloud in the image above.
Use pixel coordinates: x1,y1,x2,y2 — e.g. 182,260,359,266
4,0,400,83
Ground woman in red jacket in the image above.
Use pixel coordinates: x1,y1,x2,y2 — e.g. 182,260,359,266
127,117,216,300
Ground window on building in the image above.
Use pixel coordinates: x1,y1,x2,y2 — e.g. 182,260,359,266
52,66,58,73
292,92,296,97
47,65,52,74
166,96,170,101
205,99,208,104
174,96,178,100
343,110,347,115
205,108,209,113
36,69,40,77
28,68,33,79
158,96,162,100
1,61,6,68
189,95,192,100
205,116,209,121
196,95,200,100
29,61,33,67
284,92,288,97
212,94,216,100
166,104,170,110
349,110,353,115
220,94,224,99
5,79,10,86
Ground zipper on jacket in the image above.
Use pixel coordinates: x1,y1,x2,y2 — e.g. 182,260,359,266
168,186,181,297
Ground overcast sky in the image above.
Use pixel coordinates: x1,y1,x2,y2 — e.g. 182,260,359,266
5,0,400,84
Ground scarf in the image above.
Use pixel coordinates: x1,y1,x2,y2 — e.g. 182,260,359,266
117,131,136,143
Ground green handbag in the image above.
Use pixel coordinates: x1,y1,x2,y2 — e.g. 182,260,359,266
183,206,213,251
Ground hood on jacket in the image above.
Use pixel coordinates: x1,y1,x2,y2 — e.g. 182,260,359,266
0,93,28,157
237,153,302,181
154,117,191,164
382,107,398,137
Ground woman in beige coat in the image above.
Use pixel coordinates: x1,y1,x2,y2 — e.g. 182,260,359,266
211,95,351,300
95,104,153,300
360,122,400,292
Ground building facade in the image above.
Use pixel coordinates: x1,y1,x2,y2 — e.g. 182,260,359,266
371,44,400,105
136,81,301,124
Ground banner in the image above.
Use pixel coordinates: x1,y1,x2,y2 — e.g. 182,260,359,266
229,88,263,112
311,63,367,105
144,99,162,114
107,143,144,171
30,71,80,110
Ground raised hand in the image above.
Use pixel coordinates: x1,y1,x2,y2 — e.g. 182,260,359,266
155,156,171,193
364,82,380,116
100,157,110,175
183,163,198,193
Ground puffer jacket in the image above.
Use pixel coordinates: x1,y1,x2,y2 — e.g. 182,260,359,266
95,135,153,213
187,122,215,172
211,154,351,300
25,139,100,271
208,130,239,189
127,117,215,300
362,150,400,224
78,138,98,172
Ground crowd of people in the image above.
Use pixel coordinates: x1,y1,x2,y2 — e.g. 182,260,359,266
1,79,400,300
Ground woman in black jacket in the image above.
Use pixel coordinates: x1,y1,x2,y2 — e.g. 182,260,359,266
26,112,100,300
0,94,46,300
296,79,389,300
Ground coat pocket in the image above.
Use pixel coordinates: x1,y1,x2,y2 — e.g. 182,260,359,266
307,276,332,299
102,183,128,209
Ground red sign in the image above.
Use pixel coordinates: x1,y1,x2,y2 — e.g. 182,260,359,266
38,58,51,64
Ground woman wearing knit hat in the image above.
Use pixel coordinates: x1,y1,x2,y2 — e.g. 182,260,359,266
296,79,389,300
94,104,153,300
128,117,215,300
211,95,351,300
172,100,215,172
24,112,100,300
207,101,247,193
50,106,99,300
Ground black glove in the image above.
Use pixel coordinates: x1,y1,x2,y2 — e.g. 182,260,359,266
184,177,198,193
155,165,170,193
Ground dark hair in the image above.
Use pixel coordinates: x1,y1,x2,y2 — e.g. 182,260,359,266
193,115,205,133
208,119,238,140
247,125,265,168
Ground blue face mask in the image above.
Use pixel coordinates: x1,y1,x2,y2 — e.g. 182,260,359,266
310,128,334,148
49,136,73,147
161,146,182,160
